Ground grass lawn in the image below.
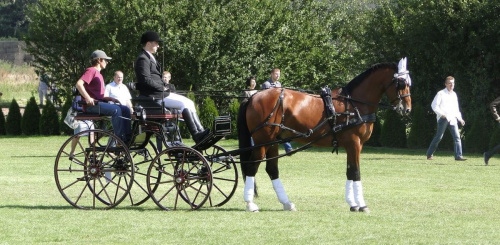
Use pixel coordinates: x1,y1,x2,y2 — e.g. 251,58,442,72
0,136,499,244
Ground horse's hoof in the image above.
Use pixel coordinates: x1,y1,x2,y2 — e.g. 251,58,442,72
246,202,259,212
350,206,359,212
283,202,297,211
359,206,370,213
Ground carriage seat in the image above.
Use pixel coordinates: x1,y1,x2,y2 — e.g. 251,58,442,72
128,82,181,120
72,96,110,121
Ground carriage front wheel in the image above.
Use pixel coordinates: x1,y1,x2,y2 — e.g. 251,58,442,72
203,145,238,207
146,146,212,210
54,130,134,209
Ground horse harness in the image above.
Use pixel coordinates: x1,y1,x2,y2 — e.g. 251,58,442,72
249,75,409,155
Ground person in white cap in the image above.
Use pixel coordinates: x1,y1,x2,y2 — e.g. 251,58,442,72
426,76,467,161
75,50,131,144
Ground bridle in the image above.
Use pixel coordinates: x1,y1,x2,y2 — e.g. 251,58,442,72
383,72,411,113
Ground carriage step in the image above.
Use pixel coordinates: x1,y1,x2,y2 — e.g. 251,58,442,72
85,146,126,153
192,133,224,151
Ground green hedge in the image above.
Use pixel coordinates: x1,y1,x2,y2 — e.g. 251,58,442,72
380,110,407,148
227,98,240,139
22,96,41,135
39,100,60,135
199,96,219,131
464,112,490,153
6,99,22,135
0,106,5,135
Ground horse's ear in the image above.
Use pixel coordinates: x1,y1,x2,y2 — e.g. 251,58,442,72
397,57,407,73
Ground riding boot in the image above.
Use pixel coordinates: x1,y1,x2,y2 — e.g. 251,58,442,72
192,112,205,131
182,109,210,143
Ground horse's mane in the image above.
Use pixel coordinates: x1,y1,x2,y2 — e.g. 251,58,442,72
344,62,397,94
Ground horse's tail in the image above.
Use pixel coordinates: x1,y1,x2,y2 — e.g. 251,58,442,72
237,100,258,197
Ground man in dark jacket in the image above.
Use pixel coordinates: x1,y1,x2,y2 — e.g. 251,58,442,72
134,31,210,143
484,96,500,165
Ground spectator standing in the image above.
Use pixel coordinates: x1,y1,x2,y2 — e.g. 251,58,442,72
261,68,292,153
426,76,467,161
483,96,500,165
104,70,134,113
240,76,258,103
38,70,49,106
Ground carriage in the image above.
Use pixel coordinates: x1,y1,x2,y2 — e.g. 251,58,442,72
54,94,237,210
54,58,412,212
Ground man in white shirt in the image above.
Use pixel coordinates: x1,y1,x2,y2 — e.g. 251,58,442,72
104,70,134,112
426,76,467,161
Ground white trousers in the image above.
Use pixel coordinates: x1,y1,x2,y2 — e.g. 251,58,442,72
162,93,196,113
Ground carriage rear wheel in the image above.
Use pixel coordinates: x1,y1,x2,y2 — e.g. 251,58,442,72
54,130,134,209
146,146,212,210
203,145,238,207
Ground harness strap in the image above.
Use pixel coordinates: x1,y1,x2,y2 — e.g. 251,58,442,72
250,88,285,135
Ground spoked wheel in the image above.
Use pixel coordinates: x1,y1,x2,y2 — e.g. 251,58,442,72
147,146,212,211
126,140,160,206
203,145,238,207
54,129,134,209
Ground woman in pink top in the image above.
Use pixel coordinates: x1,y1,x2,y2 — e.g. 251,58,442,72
75,50,131,144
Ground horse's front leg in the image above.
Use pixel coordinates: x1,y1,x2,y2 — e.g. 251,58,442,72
345,143,370,213
242,146,265,212
265,144,297,211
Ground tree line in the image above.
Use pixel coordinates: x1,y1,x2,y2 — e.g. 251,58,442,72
2,0,500,152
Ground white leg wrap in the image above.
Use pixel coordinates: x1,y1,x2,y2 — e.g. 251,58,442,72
272,178,290,204
353,181,366,207
244,176,255,203
345,180,357,207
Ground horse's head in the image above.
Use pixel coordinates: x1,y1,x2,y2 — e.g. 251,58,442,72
386,58,412,116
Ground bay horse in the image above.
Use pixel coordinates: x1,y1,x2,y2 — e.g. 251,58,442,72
237,59,412,212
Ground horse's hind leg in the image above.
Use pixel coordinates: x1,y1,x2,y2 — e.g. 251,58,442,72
242,146,265,212
265,145,297,211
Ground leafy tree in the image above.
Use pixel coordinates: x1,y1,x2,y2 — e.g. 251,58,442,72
6,98,22,135
407,104,434,149
464,111,490,153
0,0,35,38
39,100,59,135
380,109,407,148
0,106,6,135
21,96,40,135
24,0,370,100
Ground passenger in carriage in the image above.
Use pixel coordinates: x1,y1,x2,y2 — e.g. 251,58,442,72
162,71,176,93
134,31,210,144
75,50,132,144
104,70,134,113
